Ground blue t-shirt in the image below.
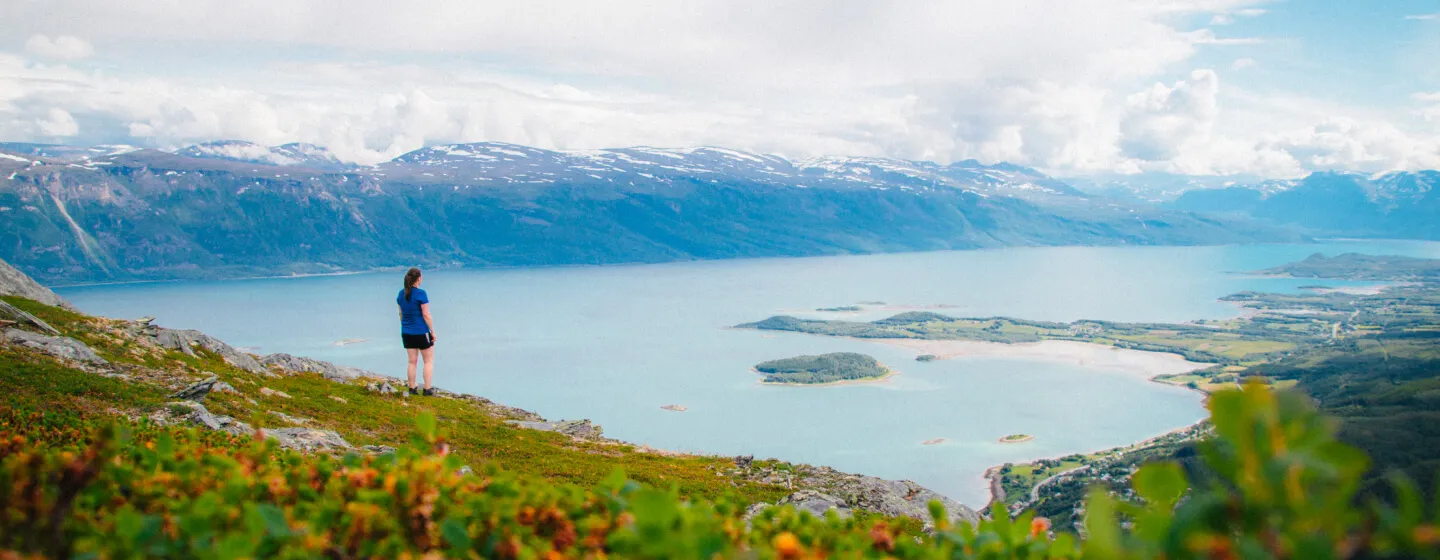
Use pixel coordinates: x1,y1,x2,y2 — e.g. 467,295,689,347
397,287,430,335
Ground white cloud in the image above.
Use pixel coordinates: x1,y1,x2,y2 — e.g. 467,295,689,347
1211,8,1266,25
1262,118,1440,173
1404,13,1439,21
1416,92,1440,123
0,1,1433,177
23,35,94,61
36,108,79,137
1188,29,1265,45
1119,69,1220,161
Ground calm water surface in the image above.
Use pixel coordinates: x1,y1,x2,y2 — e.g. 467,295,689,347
59,241,1440,506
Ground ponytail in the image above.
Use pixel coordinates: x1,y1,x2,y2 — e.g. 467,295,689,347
403,267,422,301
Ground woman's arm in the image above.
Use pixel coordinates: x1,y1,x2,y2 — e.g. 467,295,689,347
421,303,436,339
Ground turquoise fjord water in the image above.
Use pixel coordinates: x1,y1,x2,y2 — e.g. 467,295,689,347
59,241,1440,506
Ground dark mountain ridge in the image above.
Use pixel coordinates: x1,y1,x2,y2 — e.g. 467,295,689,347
0,140,1312,284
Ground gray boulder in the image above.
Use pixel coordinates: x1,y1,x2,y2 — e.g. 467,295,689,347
169,375,220,401
742,502,772,523
779,490,853,519
0,258,66,307
4,328,106,364
0,301,60,335
267,410,312,426
261,352,367,381
831,475,980,529
151,327,266,374
509,419,604,440
265,428,353,452
167,401,252,436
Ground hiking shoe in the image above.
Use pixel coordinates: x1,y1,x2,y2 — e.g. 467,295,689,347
408,386,419,395
423,388,436,397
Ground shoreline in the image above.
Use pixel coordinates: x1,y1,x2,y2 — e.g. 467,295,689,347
866,338,1211,379
978,416,1211,507
50,238,1396,289
854,336,1211,507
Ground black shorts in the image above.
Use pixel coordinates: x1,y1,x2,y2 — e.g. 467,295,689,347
402,333,434,349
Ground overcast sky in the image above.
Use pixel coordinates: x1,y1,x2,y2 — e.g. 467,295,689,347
2,0,1438,177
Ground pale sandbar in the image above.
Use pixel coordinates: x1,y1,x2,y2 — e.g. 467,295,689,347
869,338,1208,380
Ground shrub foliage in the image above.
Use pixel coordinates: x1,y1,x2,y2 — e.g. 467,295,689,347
2,382,1438,558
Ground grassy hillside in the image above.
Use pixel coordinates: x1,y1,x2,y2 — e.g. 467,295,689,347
5,336,1438,557
0,296,789,504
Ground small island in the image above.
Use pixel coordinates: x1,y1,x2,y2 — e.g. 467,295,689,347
916,354,938,362
999,434,1034,444
754,352,892,385
660,404,687,412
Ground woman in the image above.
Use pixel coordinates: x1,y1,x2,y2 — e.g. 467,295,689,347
397,267,437,396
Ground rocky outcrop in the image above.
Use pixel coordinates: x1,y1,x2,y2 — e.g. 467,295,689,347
3,328,106,364
0,258,66,307
508,419,604,440
778,490,853,519
162,402,349,452
265,427,353,452
169,375,220,401
445,392,542,422
0,301,60,335
148,327,266,374
267,410,313,426
261,352,367,381
259,387,291,399
732,462,981,529
163,401,252,436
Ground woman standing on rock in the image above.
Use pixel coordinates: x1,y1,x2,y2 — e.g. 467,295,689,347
398,267,436,396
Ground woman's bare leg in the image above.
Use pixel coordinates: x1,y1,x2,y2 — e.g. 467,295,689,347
421,347,435,389
406,348,420,388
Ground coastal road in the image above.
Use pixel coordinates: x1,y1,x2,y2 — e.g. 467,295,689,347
1030,466,1088,503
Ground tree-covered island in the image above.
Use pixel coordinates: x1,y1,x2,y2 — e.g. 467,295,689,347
754,352,892,385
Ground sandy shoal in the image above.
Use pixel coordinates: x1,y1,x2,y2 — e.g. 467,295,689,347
871,339,1209,379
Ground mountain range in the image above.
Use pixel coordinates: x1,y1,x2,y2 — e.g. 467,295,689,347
0,139,1432,284
1168,171,1440,238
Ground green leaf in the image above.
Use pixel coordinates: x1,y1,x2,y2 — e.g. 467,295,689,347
1132,462,1188,508
927,500,947,526
441,518,472,550
256,504,291,537
601,468,630,494
415,412,437,439
1082,489,1122,558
